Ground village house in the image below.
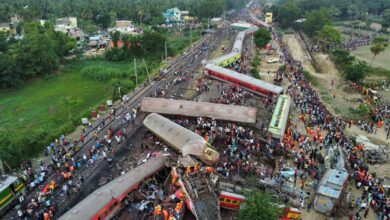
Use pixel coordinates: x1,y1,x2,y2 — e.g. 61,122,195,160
55,17,85,42
0,22,11,32
108,20,142,35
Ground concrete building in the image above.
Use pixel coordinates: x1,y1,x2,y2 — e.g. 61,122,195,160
108,20,142,35
314,169,348,215
163,8,183,24
0,23,11,32
55,17,85,41
55,17,78,29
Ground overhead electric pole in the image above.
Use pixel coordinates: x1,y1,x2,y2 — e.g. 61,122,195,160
143,58,151,81
134,59,138,88
165,41,168,61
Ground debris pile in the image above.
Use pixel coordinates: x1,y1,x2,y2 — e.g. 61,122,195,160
356,135,388,163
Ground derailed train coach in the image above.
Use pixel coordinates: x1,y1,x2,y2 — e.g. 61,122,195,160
59,156,168,220
143,113,220,165
204,63,283,98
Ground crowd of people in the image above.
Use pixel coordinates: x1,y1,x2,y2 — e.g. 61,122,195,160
349,82,390,138
275,29,390,219
13,118,128,219
209,85,252,106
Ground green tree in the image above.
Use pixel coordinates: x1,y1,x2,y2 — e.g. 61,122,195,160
303,8,331,37
330,49,355,68
369,37,389,66
277,2,301,28
110,31,121,48
347,4,359,20
238,191,281,220
141,30,166,58
315,25,342,51
343,62,369,82
382,9,390,29
254,29,271,48
0,32,8,52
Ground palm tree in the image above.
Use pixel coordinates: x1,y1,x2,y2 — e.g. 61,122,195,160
370,37,389,66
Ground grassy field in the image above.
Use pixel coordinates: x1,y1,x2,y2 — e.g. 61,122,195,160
0,29,197,167
351,45,390,70
0,58,144,166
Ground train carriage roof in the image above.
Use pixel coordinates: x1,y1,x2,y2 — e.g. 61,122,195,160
251,15,271,28
59,156,167,220
232,31,246,53
209,52,240,65
205,63,283,94
0,176,18,192
143,113,207,157
141,97,257,124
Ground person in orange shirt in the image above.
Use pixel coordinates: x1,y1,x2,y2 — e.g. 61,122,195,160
43,212,50,220
205,167,213,174
162,209,169,220
153,205,162,216
185,166,191,175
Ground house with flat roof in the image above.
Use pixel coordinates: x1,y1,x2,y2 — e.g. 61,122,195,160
0,23,11,32
108,20,142,35
163,8,183,24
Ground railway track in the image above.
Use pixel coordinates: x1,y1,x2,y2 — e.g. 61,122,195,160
2,29,227,219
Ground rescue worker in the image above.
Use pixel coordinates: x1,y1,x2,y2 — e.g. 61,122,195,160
43,212,50,220
194,163,199,173
205,166,213,174
162,209,169,220
168,213,175,220
185,165,191,175
153,204,162,216
48,180,56,193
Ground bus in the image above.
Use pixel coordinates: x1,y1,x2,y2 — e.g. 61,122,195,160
268,95,291,140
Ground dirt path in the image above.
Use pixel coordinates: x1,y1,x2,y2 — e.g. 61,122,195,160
284,32,390,220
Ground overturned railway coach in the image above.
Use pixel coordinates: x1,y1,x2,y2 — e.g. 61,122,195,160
140,97,257,124
204,63,283,98
59,156,167,220
143,113,220,165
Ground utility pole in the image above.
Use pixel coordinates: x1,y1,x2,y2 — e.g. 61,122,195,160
143,58,151,81
190,24,193,46
134,59,138,88
165,41,168,61
0,158,4,176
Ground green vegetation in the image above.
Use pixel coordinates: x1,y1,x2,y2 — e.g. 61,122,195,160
271,0,390,35
343,61,370,82
254,29,271,48
351,46,390,71
384,9,390,29
330,48,390,81
0,22,76,88
0,26,197,168
303,8,331,37
238,191,281,220
303,69,319,86
369,37,389,66
276,2,301,29
163,27,201,56
0,59,121,167
105,27,200,62
0,0,249,24
250,54,261,79
315,25,342,51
